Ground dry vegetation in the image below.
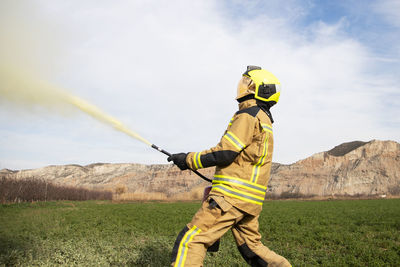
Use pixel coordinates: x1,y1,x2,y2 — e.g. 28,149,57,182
2,176,396,204
114,189,395,202
0,177,112,203
113,187,204,202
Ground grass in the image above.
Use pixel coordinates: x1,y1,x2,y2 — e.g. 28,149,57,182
0,199,399,266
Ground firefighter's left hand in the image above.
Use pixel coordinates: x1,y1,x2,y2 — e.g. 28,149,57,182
167,153,188,170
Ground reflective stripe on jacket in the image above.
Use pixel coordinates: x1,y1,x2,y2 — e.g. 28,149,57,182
186,99,273,215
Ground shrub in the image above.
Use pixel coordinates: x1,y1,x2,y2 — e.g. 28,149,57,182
0,177,112,203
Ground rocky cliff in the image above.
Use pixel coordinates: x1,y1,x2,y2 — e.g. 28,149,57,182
1,140,399,199
267,140,400,198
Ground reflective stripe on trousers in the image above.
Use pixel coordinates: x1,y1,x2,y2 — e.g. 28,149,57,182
174,225,202,267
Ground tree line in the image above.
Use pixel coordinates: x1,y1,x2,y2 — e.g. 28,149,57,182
0,177,112,203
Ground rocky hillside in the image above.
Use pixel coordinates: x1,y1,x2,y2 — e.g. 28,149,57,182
1,140,399,199
268,140,400,198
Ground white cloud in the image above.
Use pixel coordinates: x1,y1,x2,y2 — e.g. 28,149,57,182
0,0,399,169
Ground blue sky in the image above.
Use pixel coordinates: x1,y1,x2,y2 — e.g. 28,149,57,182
0,0,399,170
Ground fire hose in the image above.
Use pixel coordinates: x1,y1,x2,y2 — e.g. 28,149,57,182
150,144,212,183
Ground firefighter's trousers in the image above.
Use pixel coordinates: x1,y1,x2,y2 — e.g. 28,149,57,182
171,196,291,267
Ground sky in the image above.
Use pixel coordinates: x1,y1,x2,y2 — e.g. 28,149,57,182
0,0,399,170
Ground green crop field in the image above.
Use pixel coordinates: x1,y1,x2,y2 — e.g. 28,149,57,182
1,199,399,266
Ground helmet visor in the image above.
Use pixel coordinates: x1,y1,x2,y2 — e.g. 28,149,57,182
236,76,254,100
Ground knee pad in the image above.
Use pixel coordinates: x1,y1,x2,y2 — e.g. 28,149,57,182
237,243,268,267
207,239,220,252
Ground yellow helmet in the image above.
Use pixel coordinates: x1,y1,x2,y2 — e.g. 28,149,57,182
236,66,281,105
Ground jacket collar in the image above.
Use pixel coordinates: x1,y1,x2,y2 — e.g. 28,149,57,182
238,99,257,110
238,98,274,123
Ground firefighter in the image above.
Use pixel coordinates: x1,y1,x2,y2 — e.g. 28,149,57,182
168,66,291,267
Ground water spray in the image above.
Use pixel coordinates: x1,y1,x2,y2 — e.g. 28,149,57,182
68,95,211,182
0,66,211,182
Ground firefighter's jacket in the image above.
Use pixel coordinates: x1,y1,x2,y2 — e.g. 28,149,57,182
186,99,273,216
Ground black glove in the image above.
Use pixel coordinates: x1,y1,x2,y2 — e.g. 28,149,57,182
167,153,188,170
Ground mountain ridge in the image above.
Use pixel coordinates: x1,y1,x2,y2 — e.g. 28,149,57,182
1,140,399,199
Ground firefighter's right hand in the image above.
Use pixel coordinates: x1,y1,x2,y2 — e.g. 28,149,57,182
167,153,188,170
